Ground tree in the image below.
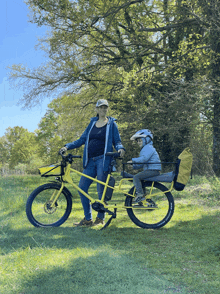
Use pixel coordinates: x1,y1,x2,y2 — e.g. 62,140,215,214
0,136,10,166
1,126,40,169
9,132,39,168
187,0,220,175
4,126,29,153
9,0,200,107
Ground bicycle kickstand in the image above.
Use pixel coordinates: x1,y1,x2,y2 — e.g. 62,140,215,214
100,208,117,230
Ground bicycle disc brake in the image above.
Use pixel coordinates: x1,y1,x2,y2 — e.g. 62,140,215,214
44,201,58,214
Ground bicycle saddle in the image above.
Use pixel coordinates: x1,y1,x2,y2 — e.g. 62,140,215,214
121,171,175,183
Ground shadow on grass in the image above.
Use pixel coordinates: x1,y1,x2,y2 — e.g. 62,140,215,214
1,211,220,294
1,210,220,256
17,248,190,294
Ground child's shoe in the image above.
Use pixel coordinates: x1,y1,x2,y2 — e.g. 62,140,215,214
133,194,145,203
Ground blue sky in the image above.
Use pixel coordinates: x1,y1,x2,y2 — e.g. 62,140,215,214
0,0,52,137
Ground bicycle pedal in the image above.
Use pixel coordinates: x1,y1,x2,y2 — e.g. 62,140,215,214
147,203,158,208
133,202,144,207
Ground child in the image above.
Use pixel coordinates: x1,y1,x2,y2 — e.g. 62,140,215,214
127,129,161,203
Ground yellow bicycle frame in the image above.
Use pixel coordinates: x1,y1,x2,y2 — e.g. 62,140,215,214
49,161,174,210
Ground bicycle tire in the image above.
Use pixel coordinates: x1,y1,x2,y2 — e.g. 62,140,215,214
125,181,174,229
26,183,72,227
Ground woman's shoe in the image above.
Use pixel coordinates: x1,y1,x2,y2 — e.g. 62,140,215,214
93,217,105,226
74,217,93,227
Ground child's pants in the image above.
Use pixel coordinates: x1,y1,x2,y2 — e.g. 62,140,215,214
133,170,160,195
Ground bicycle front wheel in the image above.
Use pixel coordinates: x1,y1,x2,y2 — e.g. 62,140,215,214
125,182,174,229
26,183,72,227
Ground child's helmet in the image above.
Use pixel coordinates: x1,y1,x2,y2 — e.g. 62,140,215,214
130,129,153,145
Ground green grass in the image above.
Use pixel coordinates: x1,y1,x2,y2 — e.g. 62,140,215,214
0,174,220,294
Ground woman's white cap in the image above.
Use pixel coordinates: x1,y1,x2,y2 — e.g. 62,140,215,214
96,99,109,107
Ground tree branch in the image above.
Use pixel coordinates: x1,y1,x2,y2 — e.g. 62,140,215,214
90,0,144,26
138,18,198,32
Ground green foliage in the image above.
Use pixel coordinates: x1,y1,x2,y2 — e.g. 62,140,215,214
0,136,10,165
0,127,43,172
10,0,207,106
190,122,213,176
9,132,38,168
14,163,27,175
5,0,220,174
26,157,45,174
4,126,28,151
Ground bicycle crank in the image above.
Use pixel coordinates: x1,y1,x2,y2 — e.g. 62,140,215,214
92,202,106,213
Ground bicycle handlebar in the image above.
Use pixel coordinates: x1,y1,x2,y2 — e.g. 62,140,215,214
58,150,82,163
105,152,121,158
58,150,121,162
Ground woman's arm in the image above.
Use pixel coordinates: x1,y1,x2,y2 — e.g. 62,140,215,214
112,122,125,153
65,121,92,150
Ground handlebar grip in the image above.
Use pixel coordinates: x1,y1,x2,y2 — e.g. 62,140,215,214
58,151,82,159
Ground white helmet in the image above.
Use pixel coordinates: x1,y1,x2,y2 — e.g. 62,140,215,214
130,129,153,145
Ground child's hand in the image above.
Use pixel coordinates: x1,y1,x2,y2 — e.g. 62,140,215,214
127,160,133,170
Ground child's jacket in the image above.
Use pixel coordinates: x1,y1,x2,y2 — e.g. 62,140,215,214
132,141,161,171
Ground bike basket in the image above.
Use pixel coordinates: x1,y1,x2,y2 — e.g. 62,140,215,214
38,164,64,177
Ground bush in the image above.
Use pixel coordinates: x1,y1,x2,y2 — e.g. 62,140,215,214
26,157,45,174
14,163,27,175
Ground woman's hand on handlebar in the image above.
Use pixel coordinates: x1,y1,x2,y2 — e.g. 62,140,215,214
59,147,67,155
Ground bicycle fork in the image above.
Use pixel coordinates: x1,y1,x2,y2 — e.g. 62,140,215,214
49,183,65,207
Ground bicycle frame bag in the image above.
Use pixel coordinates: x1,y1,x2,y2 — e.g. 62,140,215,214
104,176,115,201
38,163,65,177
174,148,193,191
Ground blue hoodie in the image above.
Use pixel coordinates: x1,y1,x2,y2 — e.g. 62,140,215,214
65,116,125,172
132,141,161,171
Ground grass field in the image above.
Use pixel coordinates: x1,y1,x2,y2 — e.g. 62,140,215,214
0,174,220,294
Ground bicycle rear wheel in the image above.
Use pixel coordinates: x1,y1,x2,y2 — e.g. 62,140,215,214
26,183,72,227
125,182,174,229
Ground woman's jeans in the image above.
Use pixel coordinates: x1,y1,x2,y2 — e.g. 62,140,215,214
133,170,160,195
78,155,108,221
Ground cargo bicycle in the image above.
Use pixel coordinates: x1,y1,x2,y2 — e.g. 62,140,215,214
26,152,176,230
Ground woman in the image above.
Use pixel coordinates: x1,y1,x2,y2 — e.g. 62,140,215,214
60,99,125,227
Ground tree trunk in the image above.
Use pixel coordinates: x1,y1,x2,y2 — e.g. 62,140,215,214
212,88,220,175
211,29,220,176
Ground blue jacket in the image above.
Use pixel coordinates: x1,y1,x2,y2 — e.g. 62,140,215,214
132,141,161,171
65,116,125,172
